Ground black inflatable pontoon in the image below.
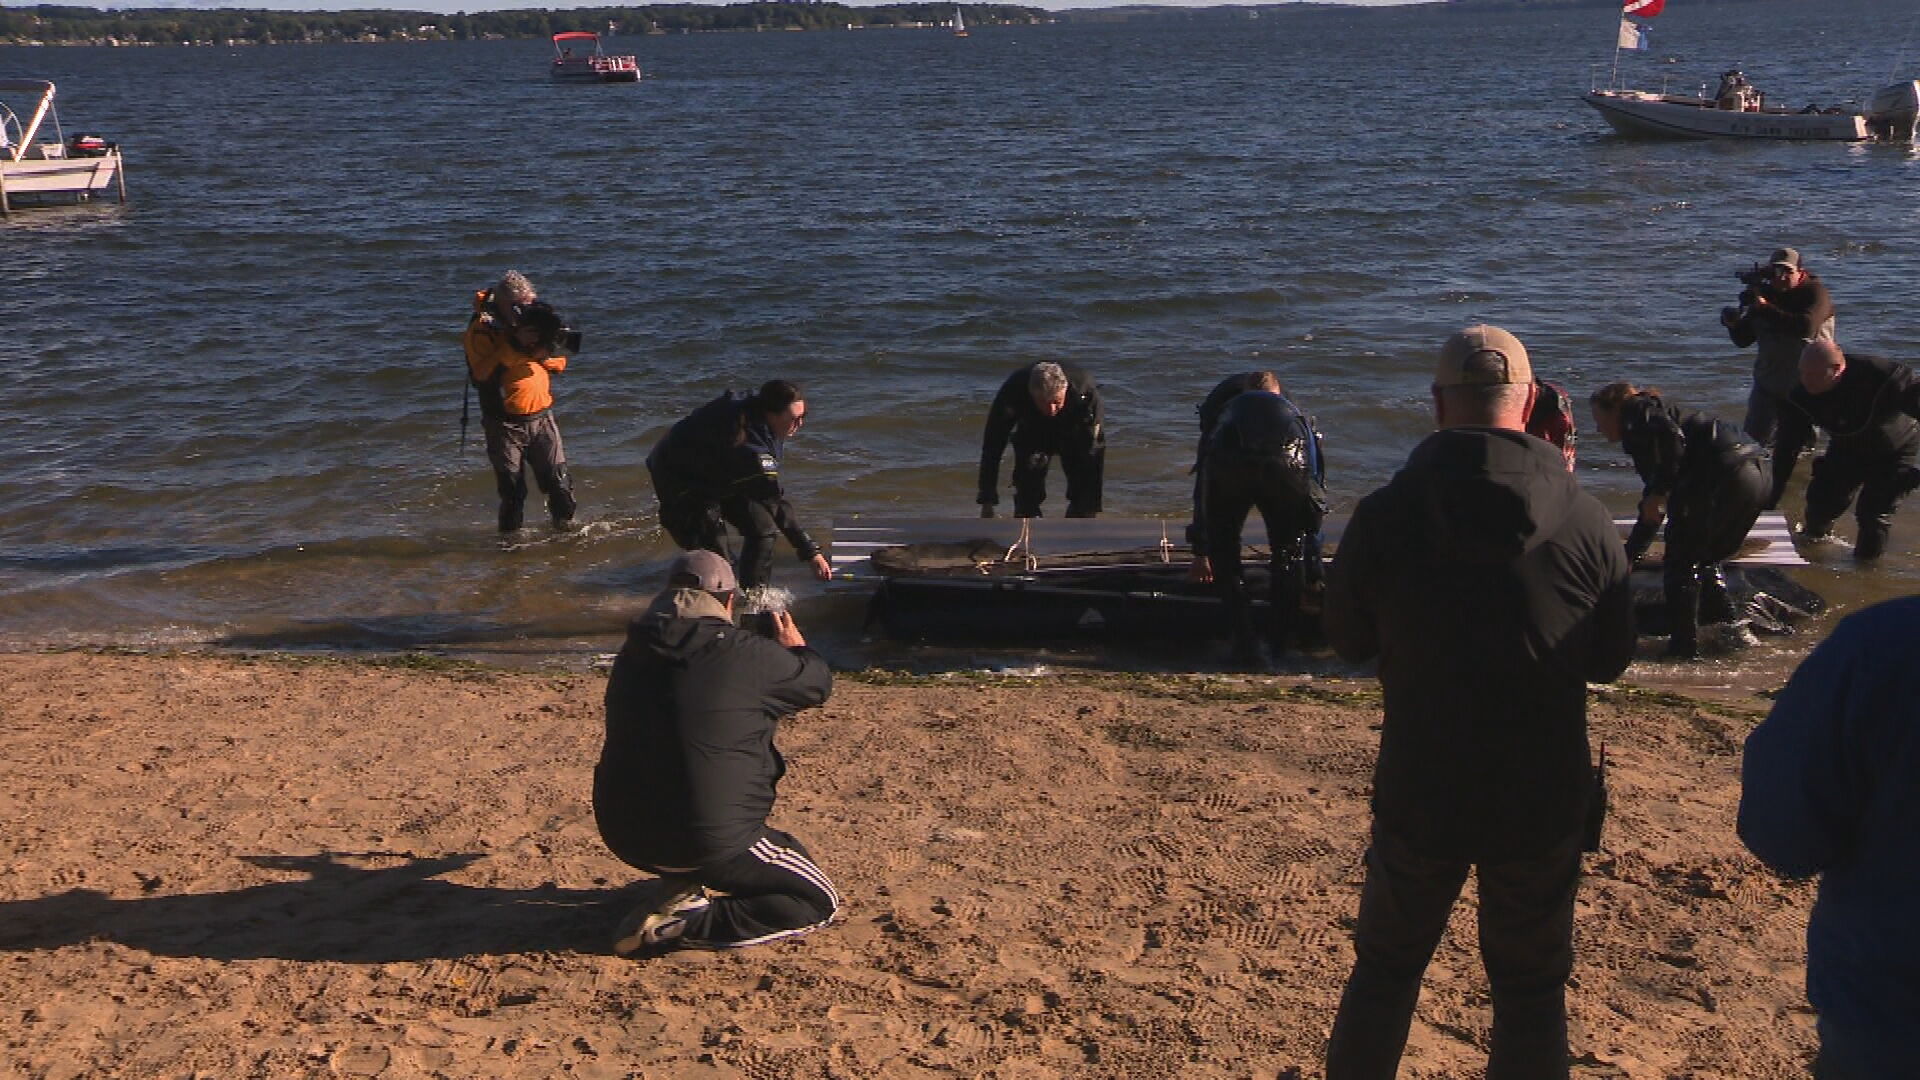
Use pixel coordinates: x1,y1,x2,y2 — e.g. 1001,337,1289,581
837,516,1822,646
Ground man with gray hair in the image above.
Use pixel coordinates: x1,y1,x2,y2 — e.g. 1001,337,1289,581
1322,325,1635,1079
463,270,578,533
978,361,1105,518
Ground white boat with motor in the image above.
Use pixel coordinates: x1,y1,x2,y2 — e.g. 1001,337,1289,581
0,79,126,214
549,32,640,84
1584,69,1920,142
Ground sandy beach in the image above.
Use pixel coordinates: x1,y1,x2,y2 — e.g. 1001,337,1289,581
0,649,1817,1079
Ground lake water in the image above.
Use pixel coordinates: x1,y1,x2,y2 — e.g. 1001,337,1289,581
6,0,1920,669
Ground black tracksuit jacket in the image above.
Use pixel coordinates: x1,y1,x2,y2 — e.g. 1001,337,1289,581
1325,428,1636,861
595,597,833,870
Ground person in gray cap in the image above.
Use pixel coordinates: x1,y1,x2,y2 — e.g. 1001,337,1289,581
595,549,837,957
1721,246,1835,446
1322,325,1636,1080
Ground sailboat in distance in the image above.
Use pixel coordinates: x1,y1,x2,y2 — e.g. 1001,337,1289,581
953,7,969,37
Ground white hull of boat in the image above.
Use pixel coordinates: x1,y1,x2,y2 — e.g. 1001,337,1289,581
550,65,639,84
0,149,123,205
1583,91,1868,140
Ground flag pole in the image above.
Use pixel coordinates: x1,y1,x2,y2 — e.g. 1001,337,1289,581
1611,17,1625,90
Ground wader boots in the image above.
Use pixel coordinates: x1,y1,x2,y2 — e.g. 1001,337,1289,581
1664,575,1701,660
1697,566,1740,625
1856,518,1893,561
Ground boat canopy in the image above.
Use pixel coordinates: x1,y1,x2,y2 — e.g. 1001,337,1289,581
0,79,56,163
552,31,599,42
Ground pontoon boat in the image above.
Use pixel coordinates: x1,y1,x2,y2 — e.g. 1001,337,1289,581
0,79,125,214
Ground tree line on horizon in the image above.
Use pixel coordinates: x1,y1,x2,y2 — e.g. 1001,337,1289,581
0,3,1051,45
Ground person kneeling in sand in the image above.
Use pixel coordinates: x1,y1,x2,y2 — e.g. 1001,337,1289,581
595,550,837,957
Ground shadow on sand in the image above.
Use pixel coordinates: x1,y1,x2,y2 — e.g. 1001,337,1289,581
0,852,637,962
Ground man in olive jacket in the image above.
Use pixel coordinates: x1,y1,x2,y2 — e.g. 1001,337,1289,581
1322,325,1636,1080
596,550,836,956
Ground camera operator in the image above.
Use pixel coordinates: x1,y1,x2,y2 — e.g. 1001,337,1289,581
463,271,579,534
1721,247,1835,446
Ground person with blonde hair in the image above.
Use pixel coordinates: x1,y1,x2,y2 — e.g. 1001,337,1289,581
1590,381,1767,658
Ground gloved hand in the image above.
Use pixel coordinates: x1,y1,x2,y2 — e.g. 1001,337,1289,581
1187,555,1213,584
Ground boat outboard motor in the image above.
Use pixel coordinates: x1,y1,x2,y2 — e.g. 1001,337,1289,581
1865,80,1920,141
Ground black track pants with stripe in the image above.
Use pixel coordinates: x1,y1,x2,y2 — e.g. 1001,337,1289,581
672,828,840,948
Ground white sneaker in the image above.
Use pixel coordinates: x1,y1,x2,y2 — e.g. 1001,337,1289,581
612,885,712,957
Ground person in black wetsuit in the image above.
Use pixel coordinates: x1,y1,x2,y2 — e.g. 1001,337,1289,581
647,380,833,589
1770,341,1920,562
1187,371,1326,666
977,361,1104,518
1590,382,1768,659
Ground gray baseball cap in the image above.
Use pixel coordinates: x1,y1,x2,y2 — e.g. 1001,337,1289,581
669,550,737,593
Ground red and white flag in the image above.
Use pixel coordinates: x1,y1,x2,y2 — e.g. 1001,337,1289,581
1623,0,1665,16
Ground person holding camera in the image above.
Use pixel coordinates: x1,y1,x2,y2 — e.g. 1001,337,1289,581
596,550,837,957
1590,383,1768,659
1721,247,1835,446
978,361,1105,519
463,271,578,534
1770,341,1920,561
647,380,832,590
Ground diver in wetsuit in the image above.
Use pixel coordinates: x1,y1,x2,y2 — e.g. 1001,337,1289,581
1771,341,1920,562
977,361,1104,519
647,380,832,590
1189,371,1326,667
1591,382,1768,659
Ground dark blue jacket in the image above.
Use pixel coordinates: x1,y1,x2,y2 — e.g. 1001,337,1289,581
647,391,820,559
1740,596,1920,1064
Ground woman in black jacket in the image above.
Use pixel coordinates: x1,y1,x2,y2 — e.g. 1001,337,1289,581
1591,382,1768,659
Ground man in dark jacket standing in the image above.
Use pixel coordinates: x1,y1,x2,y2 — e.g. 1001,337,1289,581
1739,596,1920,1078
1322,325,1637,1080
1721,246,1835,445
977,361,1105,518
596,550,837,956
647,380,833,589
1770,341,1920,561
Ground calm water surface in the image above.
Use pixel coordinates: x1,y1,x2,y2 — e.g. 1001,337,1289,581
6,0,1920,672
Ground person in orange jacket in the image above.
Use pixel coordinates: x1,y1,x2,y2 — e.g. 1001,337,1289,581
463,271,578,533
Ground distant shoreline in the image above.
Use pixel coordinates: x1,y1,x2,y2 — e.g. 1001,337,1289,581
0,0,1703,49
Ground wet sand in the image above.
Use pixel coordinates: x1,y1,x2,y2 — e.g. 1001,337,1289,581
0,650,1816,1078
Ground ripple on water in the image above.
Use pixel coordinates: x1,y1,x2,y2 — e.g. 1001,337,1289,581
7,0,1920,654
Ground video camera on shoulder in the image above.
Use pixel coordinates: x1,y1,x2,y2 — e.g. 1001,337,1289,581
513,301,583,355
1735,262,1776,289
